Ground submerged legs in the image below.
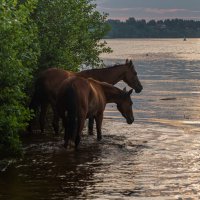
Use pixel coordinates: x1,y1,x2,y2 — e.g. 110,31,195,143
95,113,103,141
88,117,94,135
39,102,48,133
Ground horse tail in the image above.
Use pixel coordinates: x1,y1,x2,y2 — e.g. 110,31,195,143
65,87,79,146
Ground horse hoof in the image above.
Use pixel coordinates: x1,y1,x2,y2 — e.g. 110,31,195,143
97,135,102,141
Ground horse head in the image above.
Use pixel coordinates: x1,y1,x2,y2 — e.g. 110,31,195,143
117,88,134,124
123,59,143,93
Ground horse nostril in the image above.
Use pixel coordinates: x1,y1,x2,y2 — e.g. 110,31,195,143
131,117,134,124
135,87,143,93
127,118,134,124
128,120,133,124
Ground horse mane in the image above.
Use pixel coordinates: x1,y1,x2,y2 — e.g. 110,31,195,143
82,63,126,72
88,78,124,97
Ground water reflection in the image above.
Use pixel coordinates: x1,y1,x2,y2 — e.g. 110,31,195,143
102,38,200,61
0,135,102,199
0,131,147,199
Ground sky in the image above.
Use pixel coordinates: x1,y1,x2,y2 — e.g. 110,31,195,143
96,0,200,21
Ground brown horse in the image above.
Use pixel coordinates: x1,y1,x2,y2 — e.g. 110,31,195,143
56,76,134,148
28,59,142,134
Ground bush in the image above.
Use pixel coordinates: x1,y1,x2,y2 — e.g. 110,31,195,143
0,0,110,158
0,0,40,158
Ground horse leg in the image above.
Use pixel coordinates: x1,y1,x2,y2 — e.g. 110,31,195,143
39,102,48,134
51,104,60,135
27,92,41,133
49,95,60,135
63,116,69,148
95,113,103,141
27,111,36,133
88,117,94,135
75,134,81,149
75,115,86,148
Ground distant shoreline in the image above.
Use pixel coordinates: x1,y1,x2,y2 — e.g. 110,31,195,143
106,18,200,39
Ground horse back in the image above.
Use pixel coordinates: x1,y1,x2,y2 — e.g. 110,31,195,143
36,68,74,99
57,76,90,118
57,76,106,119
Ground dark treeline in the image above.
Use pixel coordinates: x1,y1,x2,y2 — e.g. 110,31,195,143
106,17,200,38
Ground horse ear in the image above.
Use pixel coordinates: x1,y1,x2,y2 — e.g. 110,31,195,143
129,60,133,66
123,87,127,92
127,89,133,95
125,59,129,64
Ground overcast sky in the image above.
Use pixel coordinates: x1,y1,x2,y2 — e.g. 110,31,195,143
96,0,200,21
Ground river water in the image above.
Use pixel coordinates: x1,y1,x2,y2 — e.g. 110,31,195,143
1,39,200,199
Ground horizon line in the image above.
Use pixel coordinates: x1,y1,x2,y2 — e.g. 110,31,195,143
107,17,200,22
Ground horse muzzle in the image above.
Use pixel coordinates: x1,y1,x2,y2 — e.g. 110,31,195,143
135,85,143,93
127,117,134,124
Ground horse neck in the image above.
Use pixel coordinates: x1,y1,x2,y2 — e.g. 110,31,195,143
77,65,127,85
100,83,123,104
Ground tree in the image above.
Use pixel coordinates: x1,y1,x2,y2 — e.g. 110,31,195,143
126,17,136,25
0,0,111,158
34,0,111,71
0,0,40,158
148,20,156,26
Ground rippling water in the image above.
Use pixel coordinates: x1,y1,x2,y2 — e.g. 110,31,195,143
1,39,200,199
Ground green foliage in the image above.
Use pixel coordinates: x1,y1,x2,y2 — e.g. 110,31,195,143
0,0,40,158
0,0,110,158
34,0,111,71
106,18,200,38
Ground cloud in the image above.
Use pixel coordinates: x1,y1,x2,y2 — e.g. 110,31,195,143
96,0,200,20
97,6,142,12
145,8,187,15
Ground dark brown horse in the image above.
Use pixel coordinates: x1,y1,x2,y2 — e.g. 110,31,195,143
56,76,134,148
29,59,142,134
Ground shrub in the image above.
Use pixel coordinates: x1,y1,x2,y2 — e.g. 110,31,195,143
0,0,40,158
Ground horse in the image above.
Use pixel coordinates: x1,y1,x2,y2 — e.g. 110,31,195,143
28,59,142,134
56,76,134,148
